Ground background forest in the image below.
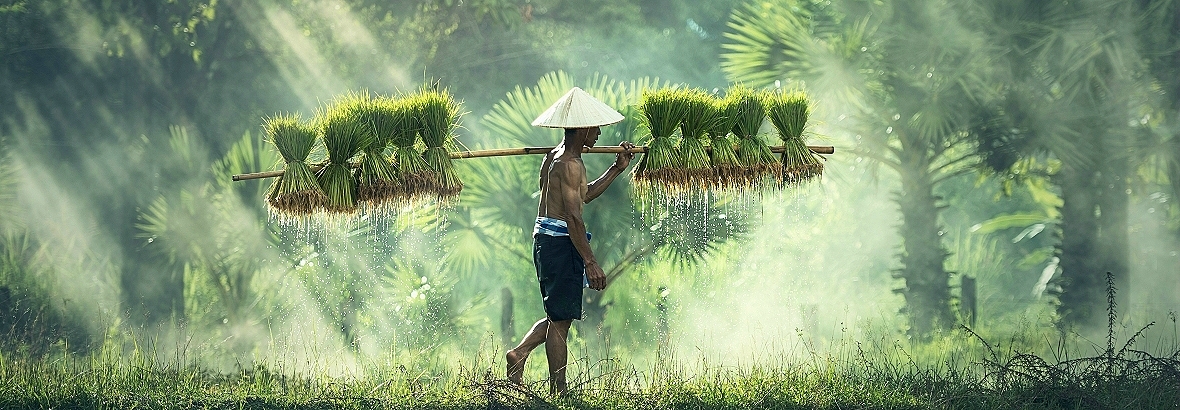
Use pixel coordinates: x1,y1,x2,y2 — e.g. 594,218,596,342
1,0,1179,381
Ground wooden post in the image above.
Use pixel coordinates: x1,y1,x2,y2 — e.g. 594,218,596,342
501,287,515,347
961,276,977,328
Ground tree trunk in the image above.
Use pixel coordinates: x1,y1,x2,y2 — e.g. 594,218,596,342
960,276,977,328
894,145,954,339
1097,153,1130,318
1056,148,1131,329
1055,162,1106,329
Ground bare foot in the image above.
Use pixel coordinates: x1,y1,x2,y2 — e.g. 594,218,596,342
506,350,527,384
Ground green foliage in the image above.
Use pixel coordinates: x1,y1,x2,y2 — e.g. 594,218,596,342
722,0,990,338
0,230,91,355
959,0,1146,329
722,0,853,92
137,130,280,328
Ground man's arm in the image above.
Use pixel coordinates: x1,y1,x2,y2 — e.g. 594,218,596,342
585,142,635,203
539,151,555,190
555,161,606,290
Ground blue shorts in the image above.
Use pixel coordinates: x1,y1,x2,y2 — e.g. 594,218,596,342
533,234,584,321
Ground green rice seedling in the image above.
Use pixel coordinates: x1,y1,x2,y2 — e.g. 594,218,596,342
674,88,717,191
315,92,372,214
263,113,326,218
706,98,741,190
728,86,780,189
355,95,401,209
415,88,464,200
633,87,688,195
388,97,435,204
766,90,822,185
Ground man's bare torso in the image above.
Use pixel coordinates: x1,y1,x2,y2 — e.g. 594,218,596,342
537,148,586,222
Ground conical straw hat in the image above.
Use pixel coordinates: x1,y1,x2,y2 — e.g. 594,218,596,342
532,87,625,128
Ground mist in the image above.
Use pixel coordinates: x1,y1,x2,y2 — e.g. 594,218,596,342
2,0,1179,385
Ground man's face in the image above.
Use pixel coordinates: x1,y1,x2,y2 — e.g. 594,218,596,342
581,127,601,147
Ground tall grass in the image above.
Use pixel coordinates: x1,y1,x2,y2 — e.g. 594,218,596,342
5,294,1177,410
2,277,1175,409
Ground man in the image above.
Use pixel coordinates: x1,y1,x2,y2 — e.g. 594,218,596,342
505,87,635,395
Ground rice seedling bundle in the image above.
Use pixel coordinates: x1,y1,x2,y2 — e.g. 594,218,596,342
316,92,372,214
263,113,326,217
673,88,717,190
706,98,741,189
728,86,780,188
355,95,401,207
633,88,688,192
766,90,822,185
387,97,435,203
414,89,464,199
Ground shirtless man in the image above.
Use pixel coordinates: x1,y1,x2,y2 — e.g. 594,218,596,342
505,87,632,395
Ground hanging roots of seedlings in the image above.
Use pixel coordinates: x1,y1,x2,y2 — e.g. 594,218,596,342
728,86,780,189
779,139,823,184
767,90,823,185
315,92,371,214
707,98,741,191
633,87,688,195
632,136,679,197
414,88,464,200
356,96,401,209
674,88,716,191
264,113,326,218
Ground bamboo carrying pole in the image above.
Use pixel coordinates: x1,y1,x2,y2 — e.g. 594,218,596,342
231,145,835,181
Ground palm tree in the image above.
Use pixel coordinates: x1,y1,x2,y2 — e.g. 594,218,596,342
1131,0,1180,236
451,71,749,352
722,0,986,338
136,128,280,328
964,0,1143,329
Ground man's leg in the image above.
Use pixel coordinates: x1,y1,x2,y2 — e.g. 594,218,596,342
544,319,573,395
506,318,550,384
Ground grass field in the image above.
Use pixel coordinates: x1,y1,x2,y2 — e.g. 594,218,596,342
4,325,1179,410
